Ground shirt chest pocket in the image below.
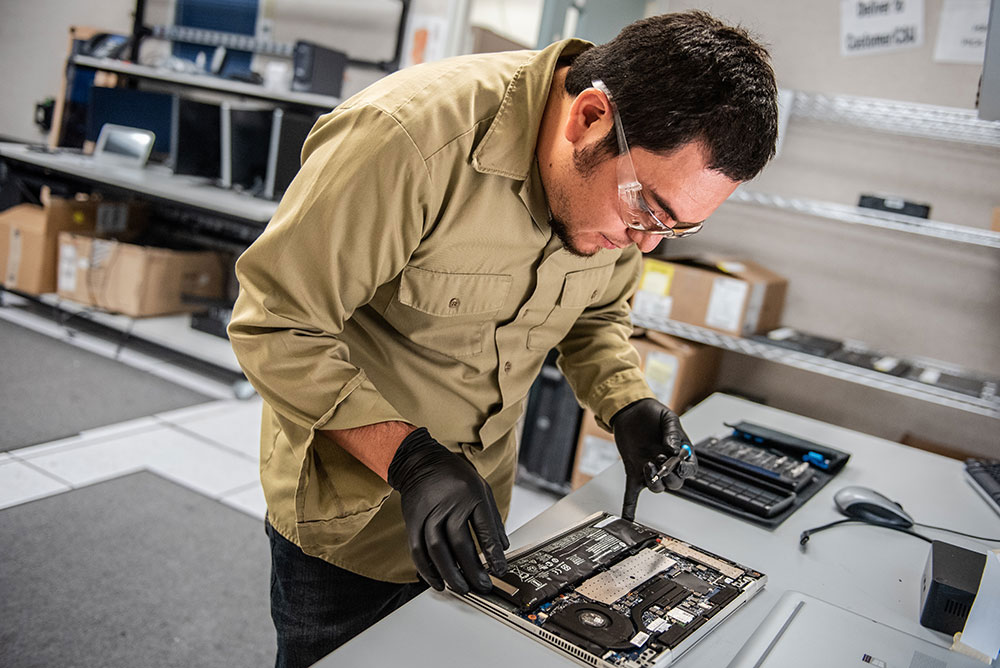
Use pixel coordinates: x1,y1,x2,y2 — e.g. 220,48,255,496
384,266,512,359
526,264,616,352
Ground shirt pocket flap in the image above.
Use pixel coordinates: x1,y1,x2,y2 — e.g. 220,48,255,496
398,266,512,316
559,264,616,308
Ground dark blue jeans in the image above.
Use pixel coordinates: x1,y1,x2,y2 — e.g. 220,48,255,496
265,519,427,668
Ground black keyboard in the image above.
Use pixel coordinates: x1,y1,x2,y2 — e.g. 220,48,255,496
965,458,1000,517
684,465,797,519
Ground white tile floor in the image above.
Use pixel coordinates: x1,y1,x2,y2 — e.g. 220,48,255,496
0,303,560,533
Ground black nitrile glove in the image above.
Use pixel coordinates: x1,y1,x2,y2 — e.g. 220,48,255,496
611,398,698,522
387,427,509,594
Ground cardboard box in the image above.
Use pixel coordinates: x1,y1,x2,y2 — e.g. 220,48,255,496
632,256,787,336
94,199,148,241
56,233,225,317
571,410,619,491
631,331,722,413
569,333,721,489
0,198,97,294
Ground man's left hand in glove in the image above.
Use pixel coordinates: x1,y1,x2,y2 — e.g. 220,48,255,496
610,398,698,522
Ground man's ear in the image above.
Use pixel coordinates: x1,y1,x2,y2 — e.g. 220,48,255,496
564,87,612,144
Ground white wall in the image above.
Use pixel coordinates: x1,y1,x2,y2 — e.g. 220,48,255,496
469,0,543,46
0,0,176,142
648,0,999,456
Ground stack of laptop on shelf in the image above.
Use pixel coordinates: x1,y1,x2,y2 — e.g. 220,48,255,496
750,326,998,402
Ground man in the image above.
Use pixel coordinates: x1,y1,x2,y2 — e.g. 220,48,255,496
229,10,777,667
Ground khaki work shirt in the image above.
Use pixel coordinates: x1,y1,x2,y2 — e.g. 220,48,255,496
229,38,656,583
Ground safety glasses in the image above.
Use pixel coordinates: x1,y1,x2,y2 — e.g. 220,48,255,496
592,79,703,238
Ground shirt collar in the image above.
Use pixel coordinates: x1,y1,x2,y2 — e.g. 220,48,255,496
471,38,592,181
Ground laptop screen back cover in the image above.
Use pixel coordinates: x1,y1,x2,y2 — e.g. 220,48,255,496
727,590,989,668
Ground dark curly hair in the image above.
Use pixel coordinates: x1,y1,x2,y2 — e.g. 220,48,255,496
564,11,778,182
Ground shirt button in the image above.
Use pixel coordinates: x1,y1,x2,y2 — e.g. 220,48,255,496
448,297,460,308
504,361,512,374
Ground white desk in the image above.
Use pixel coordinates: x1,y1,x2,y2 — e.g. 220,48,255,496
317,393,1000,667
0,142,278,224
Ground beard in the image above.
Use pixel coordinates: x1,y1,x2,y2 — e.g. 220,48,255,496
546,143,613,258
548,213,595,258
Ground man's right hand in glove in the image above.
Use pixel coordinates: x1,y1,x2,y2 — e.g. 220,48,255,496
386,427,509,594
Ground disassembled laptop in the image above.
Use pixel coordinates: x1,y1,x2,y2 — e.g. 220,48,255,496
458,512,766,668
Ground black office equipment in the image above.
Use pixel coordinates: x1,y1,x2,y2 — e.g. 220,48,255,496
170,97,222,179
263,108,317,200
220,103,273,191
858,194,932,219
87,87,175,156
674,422,851,527
292,41,348,98
190,306,233,340
965,458,1000,517
517,355,582,493
830,348,910,376
919,541,987,634
905,367,988,398
750,327,843,357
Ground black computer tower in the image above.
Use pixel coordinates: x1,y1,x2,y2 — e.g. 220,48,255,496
518,355,583,493
292,41,348,98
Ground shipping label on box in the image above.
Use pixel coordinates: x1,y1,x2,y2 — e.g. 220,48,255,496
571,410,619,490
577,434,619,479
643,349,680,405
705,276,748,332
56,241,77,293
6,227,23,286
633,260,675,322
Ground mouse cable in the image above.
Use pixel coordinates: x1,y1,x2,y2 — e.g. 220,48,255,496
799,519,932,548
799,519,858,546
913,523,1000,542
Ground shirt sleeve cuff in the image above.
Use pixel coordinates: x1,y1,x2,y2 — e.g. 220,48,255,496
589,368,657,432
313,369,409,432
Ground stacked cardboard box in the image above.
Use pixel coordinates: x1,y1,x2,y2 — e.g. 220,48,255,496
570,332,721,490
0,197,97,294
56,233,226,318
632,256,787,336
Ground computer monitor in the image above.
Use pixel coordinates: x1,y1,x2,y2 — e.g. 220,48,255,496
220,102,273,191
170,97,222,179
263,108,318,200
94,124,156,167
86,87,174,156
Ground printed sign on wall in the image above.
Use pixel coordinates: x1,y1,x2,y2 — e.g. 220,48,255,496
841,0,925,56
934,0,990,64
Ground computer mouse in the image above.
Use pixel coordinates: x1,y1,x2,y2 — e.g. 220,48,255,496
834,486,914,528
